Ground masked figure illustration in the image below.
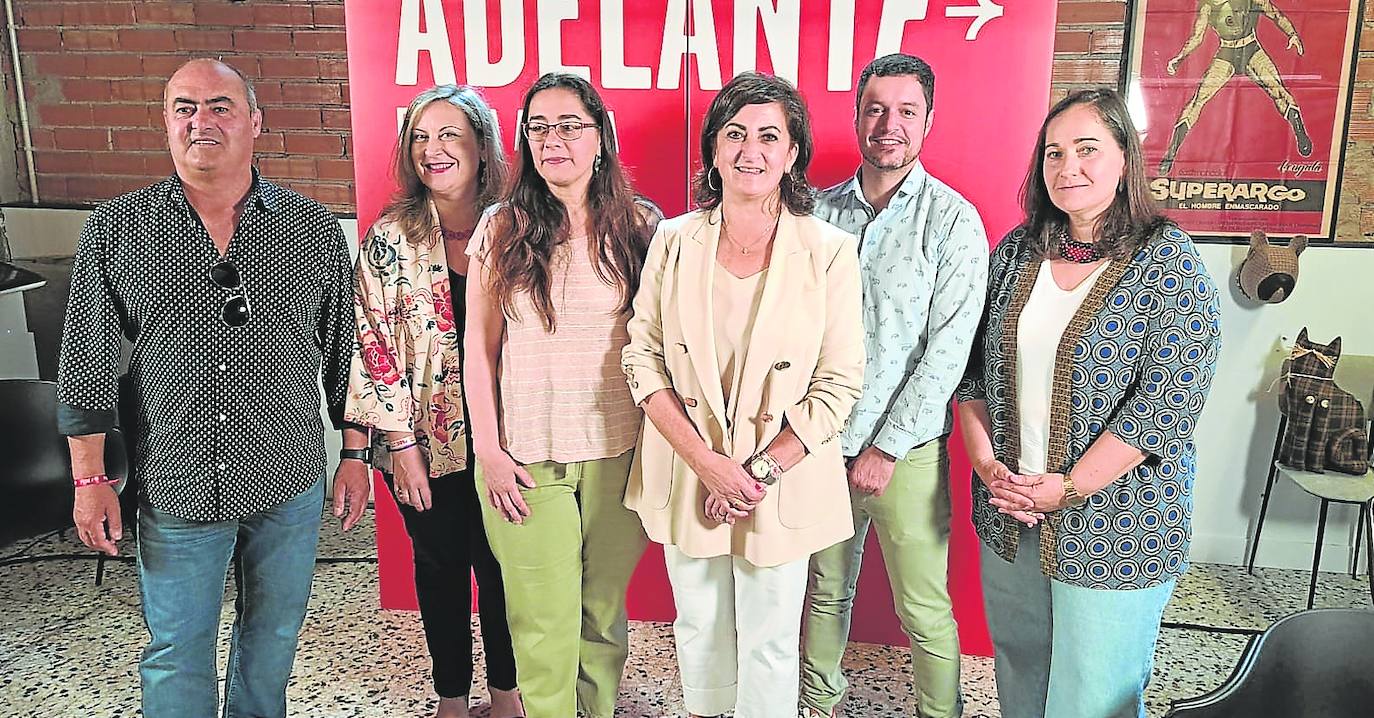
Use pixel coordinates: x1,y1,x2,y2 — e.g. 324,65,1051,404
1158,0,1310,174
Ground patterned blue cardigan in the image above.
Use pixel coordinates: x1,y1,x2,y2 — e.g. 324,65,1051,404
956,223,1222,590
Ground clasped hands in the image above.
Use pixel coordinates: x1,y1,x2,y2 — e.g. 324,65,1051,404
695,450,766,525
976,458,1067,528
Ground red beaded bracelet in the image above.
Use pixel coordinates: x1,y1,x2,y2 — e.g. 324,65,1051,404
73,474,116,488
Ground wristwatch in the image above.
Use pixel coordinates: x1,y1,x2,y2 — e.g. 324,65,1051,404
1061,473,1086,508
339,447,372,464
745,451,783,485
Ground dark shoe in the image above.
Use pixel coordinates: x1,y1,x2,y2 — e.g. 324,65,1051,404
1159,122,1189,175
1287,107,1313,156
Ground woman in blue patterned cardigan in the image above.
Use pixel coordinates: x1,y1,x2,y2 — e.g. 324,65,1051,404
956,88,1222,718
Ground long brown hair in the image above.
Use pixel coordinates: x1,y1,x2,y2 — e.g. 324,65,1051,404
1020,88,1166,260
486,73,653,332
381,85,508,244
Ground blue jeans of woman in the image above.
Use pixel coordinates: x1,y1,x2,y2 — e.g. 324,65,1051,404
981,526,1174,718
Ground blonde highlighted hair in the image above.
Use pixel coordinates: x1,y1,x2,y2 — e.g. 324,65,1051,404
382,84,509,244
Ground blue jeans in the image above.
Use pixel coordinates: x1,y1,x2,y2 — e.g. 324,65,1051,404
137,478,323,718
981,527,1174,718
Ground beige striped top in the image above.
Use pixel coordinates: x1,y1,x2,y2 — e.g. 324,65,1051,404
471,224,641,465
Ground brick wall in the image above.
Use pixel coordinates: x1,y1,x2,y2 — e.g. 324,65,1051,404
1,0,1369,238
1053,0,1129,100
1342,3,1374,239
1,0,352,212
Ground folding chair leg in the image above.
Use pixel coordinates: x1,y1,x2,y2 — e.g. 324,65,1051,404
1355,504,1366,580
1247,457,1283,574
1309,499,1330,610
1365,500,1374,605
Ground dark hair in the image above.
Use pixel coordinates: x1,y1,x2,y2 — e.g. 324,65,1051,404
691,72,816,215
855,53,935,115
487,73,652,332
382,85,508,245
1020,88,1166,261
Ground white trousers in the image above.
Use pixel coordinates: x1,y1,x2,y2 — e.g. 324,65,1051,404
664,545,810,718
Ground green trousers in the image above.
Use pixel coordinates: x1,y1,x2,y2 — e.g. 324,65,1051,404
801,438,962,718
475,450,647,718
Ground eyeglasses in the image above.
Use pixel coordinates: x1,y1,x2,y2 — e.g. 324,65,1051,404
209,259,252,328
522,120,598,142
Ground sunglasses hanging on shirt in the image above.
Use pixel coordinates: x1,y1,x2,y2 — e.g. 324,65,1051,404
209,259,252,328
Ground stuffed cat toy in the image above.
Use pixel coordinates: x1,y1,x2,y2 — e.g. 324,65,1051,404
1278,329,1370,474
1239,230,1306,303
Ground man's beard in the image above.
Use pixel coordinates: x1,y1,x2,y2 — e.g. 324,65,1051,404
861,145,918,172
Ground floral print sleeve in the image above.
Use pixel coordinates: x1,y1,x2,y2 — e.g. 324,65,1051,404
344,216,470,476
346,222,413,432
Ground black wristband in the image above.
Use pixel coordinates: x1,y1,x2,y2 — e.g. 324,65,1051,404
339,447,372,464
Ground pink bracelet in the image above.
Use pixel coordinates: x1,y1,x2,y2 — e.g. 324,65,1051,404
73,474,116,488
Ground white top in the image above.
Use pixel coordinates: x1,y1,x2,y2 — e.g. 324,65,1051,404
1016,260,1110,474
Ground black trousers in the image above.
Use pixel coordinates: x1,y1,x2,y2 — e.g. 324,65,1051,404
383,469,518,697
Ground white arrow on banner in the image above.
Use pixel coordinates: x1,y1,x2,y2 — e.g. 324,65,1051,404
945,0,1004,41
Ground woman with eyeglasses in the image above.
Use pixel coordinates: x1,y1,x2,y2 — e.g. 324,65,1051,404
620,72,865,718
344,85,524,718
462,73,660,718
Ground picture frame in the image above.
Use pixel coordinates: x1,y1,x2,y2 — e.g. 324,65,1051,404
1120,0,1366,244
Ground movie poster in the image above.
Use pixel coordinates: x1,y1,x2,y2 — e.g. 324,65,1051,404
1124,0,1364,242
344,0,1059,656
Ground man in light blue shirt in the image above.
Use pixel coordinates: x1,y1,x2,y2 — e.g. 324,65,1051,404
801,54,987,718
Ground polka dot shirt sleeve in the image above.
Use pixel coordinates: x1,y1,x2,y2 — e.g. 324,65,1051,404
319,216,356,430
56,209,122,436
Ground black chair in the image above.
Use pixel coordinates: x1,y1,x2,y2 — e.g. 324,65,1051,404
1166,608,1374,717
0,379,133,577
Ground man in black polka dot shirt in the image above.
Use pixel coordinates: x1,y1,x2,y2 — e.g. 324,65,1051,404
55,59,370,718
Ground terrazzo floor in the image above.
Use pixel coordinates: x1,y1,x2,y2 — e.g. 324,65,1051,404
2,510,1371,718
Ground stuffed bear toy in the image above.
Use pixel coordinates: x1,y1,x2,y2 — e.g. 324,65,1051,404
1238,230,1306,303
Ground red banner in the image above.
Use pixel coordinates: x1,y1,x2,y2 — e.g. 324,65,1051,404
344,0,1057,658
1125,0,1363,241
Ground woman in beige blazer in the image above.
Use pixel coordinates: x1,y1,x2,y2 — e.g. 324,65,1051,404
621,72,864,718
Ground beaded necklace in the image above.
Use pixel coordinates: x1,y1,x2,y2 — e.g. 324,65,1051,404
1055,226,1104,263
441,227,473,242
